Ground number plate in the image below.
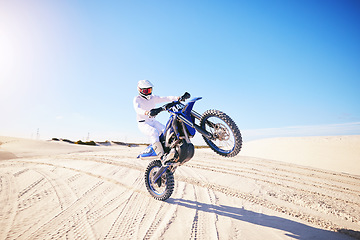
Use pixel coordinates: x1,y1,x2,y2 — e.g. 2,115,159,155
170,103,184,112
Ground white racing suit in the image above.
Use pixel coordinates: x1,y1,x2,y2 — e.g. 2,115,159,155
133,95,178,156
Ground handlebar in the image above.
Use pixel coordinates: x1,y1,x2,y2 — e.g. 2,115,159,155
147,92,190,117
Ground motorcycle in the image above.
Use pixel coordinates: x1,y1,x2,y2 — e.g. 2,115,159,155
137,93,242,201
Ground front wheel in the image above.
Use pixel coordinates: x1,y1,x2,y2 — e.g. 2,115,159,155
200,109,242,157
144,160,174,201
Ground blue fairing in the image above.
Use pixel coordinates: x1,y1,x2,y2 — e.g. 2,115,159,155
167,97,202,136
183,97,202,115
180,97,202,136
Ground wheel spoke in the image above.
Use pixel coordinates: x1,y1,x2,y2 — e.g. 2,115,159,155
205,117,235,151
149,167,166,194
200,109,242,157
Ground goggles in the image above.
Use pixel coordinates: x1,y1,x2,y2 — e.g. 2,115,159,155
139,87,152,95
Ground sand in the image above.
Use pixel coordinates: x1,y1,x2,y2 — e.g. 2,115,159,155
0,135,359,240
240,135,360,176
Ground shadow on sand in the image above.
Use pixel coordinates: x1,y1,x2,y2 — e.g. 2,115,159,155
167,198,356,240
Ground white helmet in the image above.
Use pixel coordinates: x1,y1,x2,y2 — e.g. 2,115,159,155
137,80,153,99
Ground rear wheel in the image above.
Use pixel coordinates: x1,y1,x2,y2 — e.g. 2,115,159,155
144,160,174,201
200,109,242,157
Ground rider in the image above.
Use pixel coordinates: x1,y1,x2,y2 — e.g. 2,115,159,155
133,80,180,158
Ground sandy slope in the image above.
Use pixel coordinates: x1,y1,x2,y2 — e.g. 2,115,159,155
240,135,360,176
0,136,359,240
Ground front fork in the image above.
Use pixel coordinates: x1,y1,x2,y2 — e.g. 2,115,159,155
176,111,215,140
152,163,178,183
152,165,169,183
190,110,216,140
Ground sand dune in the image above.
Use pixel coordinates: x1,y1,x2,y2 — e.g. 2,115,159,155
240,135,360,176
0,136,359,239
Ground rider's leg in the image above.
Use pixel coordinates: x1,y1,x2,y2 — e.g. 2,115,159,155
138,121,165,157
150,120,166,136
152,141,164,157
150,120,166,157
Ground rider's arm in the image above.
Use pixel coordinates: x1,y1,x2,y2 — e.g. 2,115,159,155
153,92,190,103
152,95,179,104
133,97,150,118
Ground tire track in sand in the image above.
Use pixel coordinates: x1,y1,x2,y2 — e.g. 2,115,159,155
27,181,109,239
141,183,184,240
186,168,219,240
196,157,360,188
186,162,360,224
34,168,78,210
104,191,147,239
0,173,18,240
19,156,360,236
176,174,358,237
5,153,359,239
192,159,360,196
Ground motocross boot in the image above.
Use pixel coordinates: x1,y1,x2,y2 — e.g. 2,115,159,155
153,141,164,158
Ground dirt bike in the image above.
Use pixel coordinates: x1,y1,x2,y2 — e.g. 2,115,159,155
137,93,242,201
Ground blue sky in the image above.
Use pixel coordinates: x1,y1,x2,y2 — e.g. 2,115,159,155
1,0,359,142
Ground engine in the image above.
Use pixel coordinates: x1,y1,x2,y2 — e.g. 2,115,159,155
173,140,194,164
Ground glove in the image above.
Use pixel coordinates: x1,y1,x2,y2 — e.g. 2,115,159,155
163,102,177,110
149,107,163,117
179,92,191,102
